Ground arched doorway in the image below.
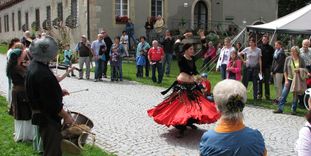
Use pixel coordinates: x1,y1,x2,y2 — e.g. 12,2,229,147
194,1,208,29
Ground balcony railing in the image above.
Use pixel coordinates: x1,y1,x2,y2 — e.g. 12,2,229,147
168,18,242,37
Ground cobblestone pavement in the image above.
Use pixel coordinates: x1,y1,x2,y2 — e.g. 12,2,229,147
0,55,305,156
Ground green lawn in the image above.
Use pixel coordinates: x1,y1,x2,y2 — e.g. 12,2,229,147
0,44,7,54
0,96,114,156
110,58,308,116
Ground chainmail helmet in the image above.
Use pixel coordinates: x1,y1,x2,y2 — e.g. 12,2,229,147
29,36,58,63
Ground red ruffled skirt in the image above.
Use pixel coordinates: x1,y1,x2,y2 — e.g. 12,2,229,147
147,81,220,127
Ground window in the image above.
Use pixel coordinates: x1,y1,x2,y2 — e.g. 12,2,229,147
12,12,15,31
115,0,128,17
46,6,51,20
35,8,40,30
25,12,29,30
70,0,78,27
57,2,63,21
151,0,163,17
4,15,9,32
115,0,129,23
18,10,21,30
0,17,2,33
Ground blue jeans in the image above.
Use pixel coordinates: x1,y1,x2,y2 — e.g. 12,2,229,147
95,58,105,79
118,59,123,81
162,53,173,76
151,62,163,83
277,80,298,111
220,64,227,80
128,33,137,50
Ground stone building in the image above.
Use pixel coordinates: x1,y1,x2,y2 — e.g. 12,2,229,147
0,0,278,46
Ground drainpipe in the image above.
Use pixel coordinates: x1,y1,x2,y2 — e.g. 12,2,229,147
87,0,90,39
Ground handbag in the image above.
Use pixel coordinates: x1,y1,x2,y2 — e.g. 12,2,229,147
98,44,106,55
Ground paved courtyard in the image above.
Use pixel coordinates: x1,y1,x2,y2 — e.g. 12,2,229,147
0,55,306,156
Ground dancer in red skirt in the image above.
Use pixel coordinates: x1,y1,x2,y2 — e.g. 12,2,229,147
147,43,220,137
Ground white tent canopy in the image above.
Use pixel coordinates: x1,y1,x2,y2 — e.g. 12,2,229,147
247,4,311,34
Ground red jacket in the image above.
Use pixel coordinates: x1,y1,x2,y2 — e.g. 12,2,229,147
201,80,211,95
148,47,164,62
204,47,216,59
227,59,242,81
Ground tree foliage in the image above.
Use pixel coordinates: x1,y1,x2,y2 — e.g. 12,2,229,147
278,0,311,17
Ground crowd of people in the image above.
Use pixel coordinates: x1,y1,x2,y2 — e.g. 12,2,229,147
4,19,311,155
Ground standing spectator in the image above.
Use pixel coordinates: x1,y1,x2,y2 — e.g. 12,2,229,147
273,46,307,115
7,46,34,142
144,17,154,42
258,35,274,100
227,50,242,81
110,37,125,81
21,31,32,48
154,15,164,40
136,36,151,78
161,30,175,77
102,31,113,78
300,39,311,67
200,80,266,156
239,38,262,100
6,38,20,105
120,31,129,57
216,37,235,80
75,35,91,80
295,110,311,156
148,40,164,83
91,34,106,82
125,18,137,50
271,41,286,103
202,41,217,70
63,44,75,77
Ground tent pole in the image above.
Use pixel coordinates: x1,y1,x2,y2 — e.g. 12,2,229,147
270,29,277,45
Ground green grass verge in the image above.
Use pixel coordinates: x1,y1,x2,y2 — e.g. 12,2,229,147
102,58,308,116
0,96,114,156
0,44,7,54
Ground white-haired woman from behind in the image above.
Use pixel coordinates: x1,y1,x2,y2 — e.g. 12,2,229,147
200,79,267,156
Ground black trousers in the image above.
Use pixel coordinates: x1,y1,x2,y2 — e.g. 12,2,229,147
39,121,62,156
143,55,150,77
103,60,108,77
243,66,259,100
151,62,163,83
258,67,271,99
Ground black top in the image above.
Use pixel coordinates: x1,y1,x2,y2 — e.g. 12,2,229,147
77,42,91,57
271,49,286,74
144,22,154,30
104,36,113,59
178,56,199,75
161,37,175,54
258,43,274,68
25,61,63,123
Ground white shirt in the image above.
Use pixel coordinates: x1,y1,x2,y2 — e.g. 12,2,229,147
296,122,311,156
216,46,235,68
120,35,128,44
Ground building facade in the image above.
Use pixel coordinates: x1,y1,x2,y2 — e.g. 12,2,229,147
0,0,278,45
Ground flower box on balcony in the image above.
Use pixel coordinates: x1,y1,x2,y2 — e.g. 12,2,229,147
115,16,128,24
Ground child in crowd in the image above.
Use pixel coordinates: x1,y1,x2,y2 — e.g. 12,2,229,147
120,31,129,57
197,73,213,101
226,50,242,81
136,51,146,78
63,44,75,77
110,45,121,81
